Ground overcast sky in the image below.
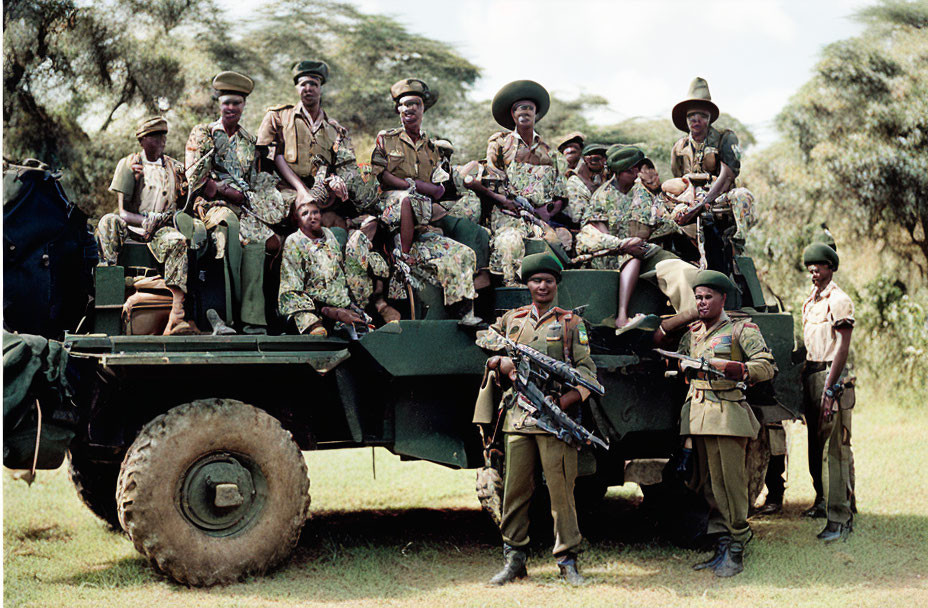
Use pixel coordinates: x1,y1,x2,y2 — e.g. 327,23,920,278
224,0,869,151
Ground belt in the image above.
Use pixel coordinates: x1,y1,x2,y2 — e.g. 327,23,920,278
803,360,828,375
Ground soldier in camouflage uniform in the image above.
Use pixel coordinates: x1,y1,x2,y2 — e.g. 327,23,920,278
677,270,777,578
96,116,196,335
670,78,756,255
485,80,568,286
186,71,288,333
476,253,597,586
564,142,608,225
370,78,478,322
256,60,376,230
278,200,364,336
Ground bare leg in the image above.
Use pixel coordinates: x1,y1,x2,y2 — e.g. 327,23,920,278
164,287,187,335
617,258,641,327
400,197,415,254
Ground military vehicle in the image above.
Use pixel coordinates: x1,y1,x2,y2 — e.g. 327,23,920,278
4,163,801,586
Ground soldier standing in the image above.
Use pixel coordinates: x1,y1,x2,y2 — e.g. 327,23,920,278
96,116,195,335
678,270,776,577
800,242,856,540
476,252,597,585
256,60,374,229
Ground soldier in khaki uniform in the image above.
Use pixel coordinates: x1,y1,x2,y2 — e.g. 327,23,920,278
678,270,777,577
370,78,478,322
256,60,374,229
475,253,597,586
800,242,856,540
96,116,196,335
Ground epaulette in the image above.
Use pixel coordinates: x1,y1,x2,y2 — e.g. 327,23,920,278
265,103,293,112
487,131,508,144
384,127,404,136
742,321,759,329
688,320,702,331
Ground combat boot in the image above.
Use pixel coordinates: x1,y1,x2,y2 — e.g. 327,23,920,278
713,540,744,578
557,553,585,586
817,520,851,542
692,536,730,571
488,544,527,585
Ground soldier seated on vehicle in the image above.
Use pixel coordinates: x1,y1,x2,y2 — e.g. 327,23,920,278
278,200,366,336
95,116,198,335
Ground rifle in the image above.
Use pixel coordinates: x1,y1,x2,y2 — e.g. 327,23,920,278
463,174,552,232
653,348,747,391
570,240,654,267
494,331,608,450
334,303,374,341
391,247,418,320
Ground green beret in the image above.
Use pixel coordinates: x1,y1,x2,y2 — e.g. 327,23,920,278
492,80,550,131
802,242,839,270
557,131,585,152
390,78,438,111
582,143,608,157
692,270,735,296
212,71,254,97
607,145,646,174
135,116,168,138
292,60,329,85
520,252,563,284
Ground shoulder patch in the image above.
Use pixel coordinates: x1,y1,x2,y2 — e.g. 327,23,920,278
743,322,759,329
266,103,293,112
577,323,589,345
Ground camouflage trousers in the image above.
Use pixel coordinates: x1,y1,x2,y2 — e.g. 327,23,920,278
95,213,188,292
240,172,290,246
389,231,476,305
380,188,433,229
717,187,756,241
344,229,391,305
443,190,482,222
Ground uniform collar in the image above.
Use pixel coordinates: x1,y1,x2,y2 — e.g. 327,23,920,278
512,129,541,150
530,304,558,324
298,104,328,132
808,280,837,304
399,128,427,148
698,311,729,336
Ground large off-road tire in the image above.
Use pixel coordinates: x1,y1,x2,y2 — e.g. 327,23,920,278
116,399,310,586
67,449,123,531
746,426,772,508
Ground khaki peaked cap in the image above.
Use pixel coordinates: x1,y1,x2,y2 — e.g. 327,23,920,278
212,71,254,97
136,116,168,138
557,131,586,152
391,78,438,111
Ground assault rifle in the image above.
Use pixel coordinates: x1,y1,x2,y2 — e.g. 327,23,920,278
653,348,747,391
494,331,609,450
463,174,550,231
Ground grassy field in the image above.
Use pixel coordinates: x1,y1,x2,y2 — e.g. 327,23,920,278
4,385,928,608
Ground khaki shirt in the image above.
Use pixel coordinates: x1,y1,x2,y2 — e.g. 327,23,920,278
678,312,776,437
256,104,346,180
670,126,742,180
802,281,855,363
109,152,186,235
486,130,556,171
371,128,441,182
476,304,597,434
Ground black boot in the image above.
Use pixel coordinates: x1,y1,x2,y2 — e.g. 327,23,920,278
557,553,585,586
713,540,744,578
817,520,851,542
802,500,826,518
488,544,527,585
693,536,730,571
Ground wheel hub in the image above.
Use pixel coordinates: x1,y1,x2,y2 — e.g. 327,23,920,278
179,452,266,536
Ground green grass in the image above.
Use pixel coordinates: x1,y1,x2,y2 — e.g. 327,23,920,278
5,386,928,607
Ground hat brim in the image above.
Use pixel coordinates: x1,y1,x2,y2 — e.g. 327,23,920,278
672,99,719,132
558,136,584,153
394,91,438,112
492,80,550,131
293,71,326,86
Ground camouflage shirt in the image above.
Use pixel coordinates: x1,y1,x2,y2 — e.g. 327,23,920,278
278,227,351,333
582,177,658,237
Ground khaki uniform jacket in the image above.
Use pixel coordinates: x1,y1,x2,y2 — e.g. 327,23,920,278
256,105,349,180
477,305,597,435
670,126,742,180
370,127,441,182
109,152,187,217
678,312,776,437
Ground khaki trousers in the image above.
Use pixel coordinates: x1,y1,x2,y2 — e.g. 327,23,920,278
696,435,751,542
500,433,581,557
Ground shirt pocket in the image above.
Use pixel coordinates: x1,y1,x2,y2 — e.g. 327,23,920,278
386,151,406,174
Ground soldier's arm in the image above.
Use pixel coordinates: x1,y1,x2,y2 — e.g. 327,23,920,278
485,134,504,172
739,323,777,384
703,131,741,205
566,317,596,403
824,294,854,389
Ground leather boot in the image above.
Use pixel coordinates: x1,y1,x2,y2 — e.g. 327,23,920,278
488,544,527,585
802,500,826,519
817,520,851,542
557,554,585,586
713,540,744,578
693,536,730,571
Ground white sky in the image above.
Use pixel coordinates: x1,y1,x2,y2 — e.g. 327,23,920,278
223,0,868,151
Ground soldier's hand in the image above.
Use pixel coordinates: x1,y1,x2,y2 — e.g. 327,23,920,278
558,389,582,412
326,175,349,201
332,308,363,325
821,393,837,422
203,177,218,199
709,358,747,380
621,237,646,257
497,356,516,381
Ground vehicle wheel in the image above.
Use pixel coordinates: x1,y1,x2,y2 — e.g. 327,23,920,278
116,399,310,586
67,449,123,531
745,426,772,508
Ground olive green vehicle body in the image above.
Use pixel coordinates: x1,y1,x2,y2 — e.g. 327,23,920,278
61,247,801,484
